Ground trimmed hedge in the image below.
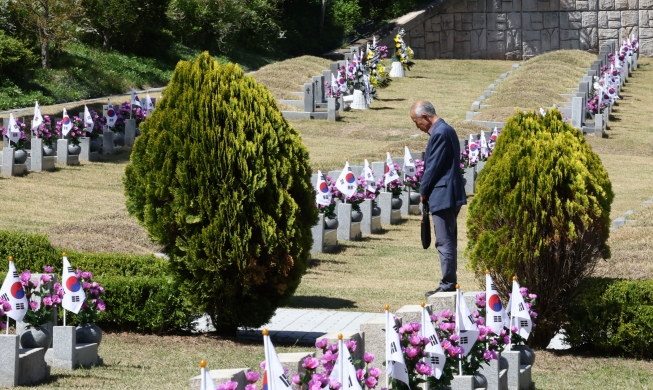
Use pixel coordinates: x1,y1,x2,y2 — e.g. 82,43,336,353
92,276,200,333
564,278,653,358
0,230,198,333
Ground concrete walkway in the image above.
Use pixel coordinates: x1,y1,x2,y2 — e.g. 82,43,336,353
194,309,383,345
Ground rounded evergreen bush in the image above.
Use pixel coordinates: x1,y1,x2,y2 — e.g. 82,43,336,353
124,52,317,333
466,109,613,346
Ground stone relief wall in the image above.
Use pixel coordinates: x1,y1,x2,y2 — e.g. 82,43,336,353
379,0,653,60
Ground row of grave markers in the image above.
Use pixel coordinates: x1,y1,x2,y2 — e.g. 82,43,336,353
1,99,155,178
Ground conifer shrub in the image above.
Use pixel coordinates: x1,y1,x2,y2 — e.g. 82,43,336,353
124,52,317,334
466,109,613,347
564,278,653,358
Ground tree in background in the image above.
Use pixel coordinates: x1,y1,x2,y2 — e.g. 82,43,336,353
166,0,281,53
466,109,613,347
81,0,171,57
11,0,87,69
124,52,317,334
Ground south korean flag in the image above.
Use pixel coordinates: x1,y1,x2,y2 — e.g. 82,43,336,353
506,278,532,340
385,308,410,387
315,170,332,206
106,101,118,127
263,333,293,390
420,304,445,379
384,152,400,186
6,114,21,145
83,105,94,132
363,159,377,193
329,338,363,390
468,134,479,163
145,94,155,116
403,145,416,177
485,272,508,335
335,160,356,198
489,127,498,151
455,287,479,357
0,259,29,322
61,254,86,314
32,101,43,131
480,131,488,158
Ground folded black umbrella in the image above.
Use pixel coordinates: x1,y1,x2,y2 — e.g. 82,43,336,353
421,201,431,249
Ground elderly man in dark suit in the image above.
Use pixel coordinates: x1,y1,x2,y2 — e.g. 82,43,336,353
410,100,466,297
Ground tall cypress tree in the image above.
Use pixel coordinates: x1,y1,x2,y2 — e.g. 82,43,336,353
466,109,613,346
124,52,317,333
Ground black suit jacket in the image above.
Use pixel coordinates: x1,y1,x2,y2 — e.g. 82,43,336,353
419,118,467,213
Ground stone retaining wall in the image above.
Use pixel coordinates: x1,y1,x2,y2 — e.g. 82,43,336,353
378,0,653,60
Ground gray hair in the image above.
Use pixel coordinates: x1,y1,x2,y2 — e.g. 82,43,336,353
413,101,436,117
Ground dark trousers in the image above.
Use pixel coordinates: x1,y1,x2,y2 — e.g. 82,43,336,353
432,206,460,291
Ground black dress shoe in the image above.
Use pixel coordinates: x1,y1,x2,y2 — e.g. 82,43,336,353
424,287,456,298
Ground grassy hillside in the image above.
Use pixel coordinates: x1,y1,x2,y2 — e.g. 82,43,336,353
0,43,276,111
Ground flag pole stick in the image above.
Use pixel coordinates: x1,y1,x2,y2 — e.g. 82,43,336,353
385,305,389,390
456,285,462,377
63,309,66,327
263,329,273,390
338,334,344,387
509,276,515,352
5,316,8,335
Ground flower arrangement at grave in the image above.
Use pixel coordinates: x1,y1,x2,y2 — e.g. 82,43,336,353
20,266,64,328
325,66,348,99
33,115,60,146
1,118,28,149
315,175,338,219
430,310,501,378
459,145,475,174
363,175,381,205
403,159,425,192
109,106,127,133
56,116,85,145
377,162,403,198
348,54,374,101
85,109,106,139
366,43,391,90
73,269,106,325
0,296,10,330
121,101,147,125
389,320,457,390
393,28,415,71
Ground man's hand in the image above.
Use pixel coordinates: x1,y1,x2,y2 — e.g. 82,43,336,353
420,194,427,204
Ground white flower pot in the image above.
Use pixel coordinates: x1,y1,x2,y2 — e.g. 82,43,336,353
350,90,368,110
389,61,405,78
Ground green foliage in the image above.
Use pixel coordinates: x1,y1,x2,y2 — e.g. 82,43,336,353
0,30,37,74
330,0,362,35
124,52,317,333
565,278,653,358
86,276,199,333
0,230,58,273
466,109,613,347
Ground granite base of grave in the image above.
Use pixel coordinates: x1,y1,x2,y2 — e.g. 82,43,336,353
278,352,315,380
337,202,362,241
28,138,56,172
476,160,486,173
79,137,101,162
1,147,28,177
0,335,50,387
102,130,115,155
433,375,474,390
477,357,508,390
189,368,249,390
311,214,338,254
396,304,432,325
43,326,101,370
56,139,79,166
503,350,521,390
125,119,136,147
378,192,402,225
463,167,476,195
400,189,421,216
360,315,394,387
360,199,382,234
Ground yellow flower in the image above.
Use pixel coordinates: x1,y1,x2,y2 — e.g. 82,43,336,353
394,35,400,42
